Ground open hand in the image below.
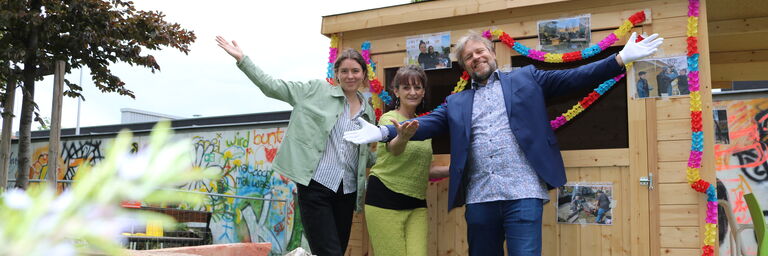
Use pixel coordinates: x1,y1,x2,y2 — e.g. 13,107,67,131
343,117,383,144
216,36,244,62
391,119,418,140
618,32,663,64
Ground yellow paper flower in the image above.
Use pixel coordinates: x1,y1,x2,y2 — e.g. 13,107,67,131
687,17,699,37
330,34,340,48
616,21,634,37
492,29,503,38
704,223,717,245
545,53,564,63
686,167,701,184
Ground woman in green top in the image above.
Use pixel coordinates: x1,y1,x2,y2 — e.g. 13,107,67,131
216,36,377,256
365,65,449,256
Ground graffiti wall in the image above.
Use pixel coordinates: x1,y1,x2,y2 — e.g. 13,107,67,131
714,97,768,256
7,125,304,255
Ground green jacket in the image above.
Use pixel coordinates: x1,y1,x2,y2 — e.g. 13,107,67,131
237,56,376,211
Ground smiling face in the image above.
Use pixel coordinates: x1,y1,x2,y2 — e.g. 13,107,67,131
336,59,366,94
461,40,497,83
395,77,425,110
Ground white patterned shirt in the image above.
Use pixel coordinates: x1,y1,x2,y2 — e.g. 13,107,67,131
466,71,549,204
312,93,364,194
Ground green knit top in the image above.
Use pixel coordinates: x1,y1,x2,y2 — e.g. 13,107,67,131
369,111,433,200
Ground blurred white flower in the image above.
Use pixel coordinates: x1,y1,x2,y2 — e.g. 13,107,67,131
46,241,76,256
2,189,32,210
51,190,74,213
116,151,151,181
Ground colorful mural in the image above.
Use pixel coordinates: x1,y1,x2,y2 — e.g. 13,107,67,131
714,98,768,256
7,125,304,255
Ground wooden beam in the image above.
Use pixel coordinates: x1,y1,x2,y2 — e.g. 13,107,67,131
322,0,570,34
560,148,630,167
709,17,768,36
712,61,768,81
707,0,768,21
710,31,768,52
712,81,732,89
659,227,700,248
711,49,768,63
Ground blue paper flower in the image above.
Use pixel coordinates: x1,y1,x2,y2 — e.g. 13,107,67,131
379,91,392,105
691,131,704,151
706,185,716,202
687,53,700,72
581,45,602,59
513,42,530,56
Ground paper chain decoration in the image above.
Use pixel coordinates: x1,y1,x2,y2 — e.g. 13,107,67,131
684,0,717,255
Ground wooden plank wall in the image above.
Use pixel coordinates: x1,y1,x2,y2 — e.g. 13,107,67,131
330,0,714,255
646,1,717,255
707,0,768,89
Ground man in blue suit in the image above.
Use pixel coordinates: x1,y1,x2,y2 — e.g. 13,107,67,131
345,32,662,256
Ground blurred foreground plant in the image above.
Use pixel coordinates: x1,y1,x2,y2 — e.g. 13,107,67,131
0,122,220,256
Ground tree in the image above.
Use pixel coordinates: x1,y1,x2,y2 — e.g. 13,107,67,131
0,0,196,189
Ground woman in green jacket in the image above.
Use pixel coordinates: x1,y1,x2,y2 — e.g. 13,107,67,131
216,36,376,256
365,65,449,256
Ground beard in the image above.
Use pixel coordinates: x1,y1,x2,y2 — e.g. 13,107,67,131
469,61,498,82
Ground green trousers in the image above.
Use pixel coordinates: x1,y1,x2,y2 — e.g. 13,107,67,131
365,205,428,256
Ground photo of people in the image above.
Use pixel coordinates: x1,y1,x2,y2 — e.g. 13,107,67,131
714,108,730,144
557,183,614,225
537,15,591,54
630,56,690,99
405,31,452,70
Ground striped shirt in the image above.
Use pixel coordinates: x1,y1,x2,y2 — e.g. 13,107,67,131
466,71,549,204
312,93,365,194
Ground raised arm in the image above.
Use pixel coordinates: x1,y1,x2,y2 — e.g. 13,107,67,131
533,32,663,98
216,36,315,105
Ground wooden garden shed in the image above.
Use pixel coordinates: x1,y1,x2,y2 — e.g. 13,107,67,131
321,0,767,255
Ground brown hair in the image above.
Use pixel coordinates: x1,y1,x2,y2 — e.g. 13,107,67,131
389,64,428,112
333,48,368,85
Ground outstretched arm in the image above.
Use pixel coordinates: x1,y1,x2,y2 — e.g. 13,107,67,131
216,36,315,105
534,32,663,98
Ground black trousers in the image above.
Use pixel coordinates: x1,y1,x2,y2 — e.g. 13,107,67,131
297,180,357,256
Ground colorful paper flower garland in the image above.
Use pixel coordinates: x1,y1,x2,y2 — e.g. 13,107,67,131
447,11,647,129
326,34,339,85
361,41,391,121
684,0,716,255
483,10,645,63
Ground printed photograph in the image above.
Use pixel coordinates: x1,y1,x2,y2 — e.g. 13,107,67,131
537,15,591,54
714,108,730,144
406,31,452,70
557,183,614,225
630,55,690,99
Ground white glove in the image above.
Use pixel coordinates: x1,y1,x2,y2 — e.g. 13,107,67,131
343,117,383,144
618,32,663,64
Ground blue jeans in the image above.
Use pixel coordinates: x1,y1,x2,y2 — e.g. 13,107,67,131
596,208,608,224
465,199,543,256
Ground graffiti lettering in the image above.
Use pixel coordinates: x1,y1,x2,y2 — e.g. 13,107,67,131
253,128,284,146
226,131,250,148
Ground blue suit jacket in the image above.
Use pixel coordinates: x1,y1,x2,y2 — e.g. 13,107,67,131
385,54,625,210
